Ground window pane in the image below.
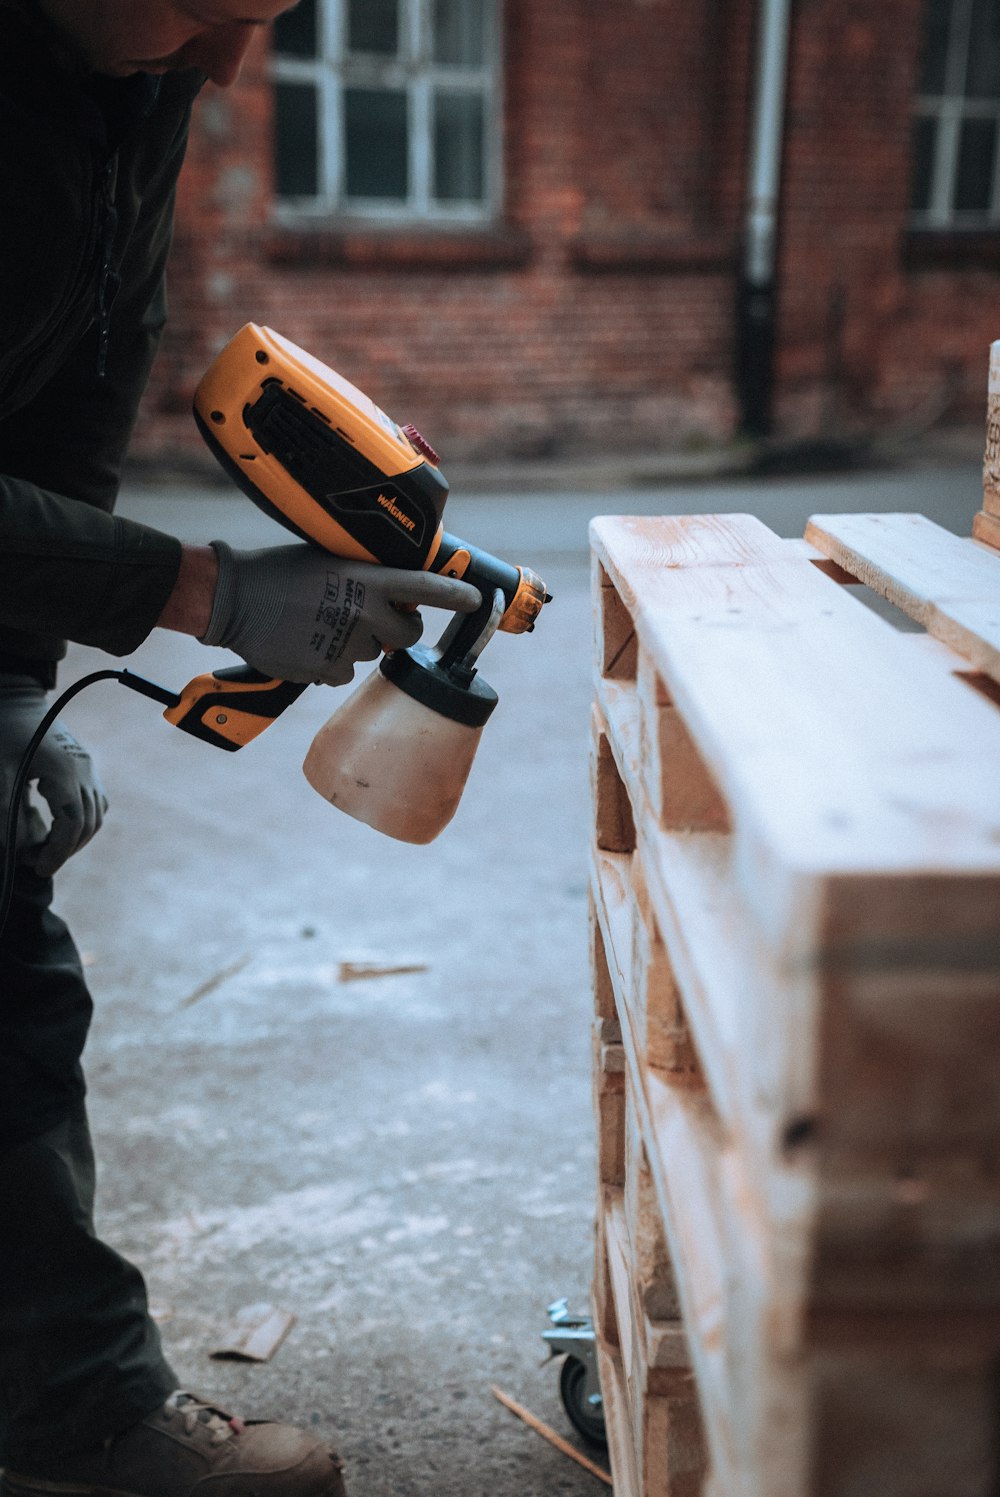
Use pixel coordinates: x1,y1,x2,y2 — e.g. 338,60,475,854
275,81,318,196
348,0,398,55
910,114,937,211
433,0,485,64
273,0,317,57
967,0,1000,97
955,116,997,210
918,0,952,94
345,88,408,198
434,89,484,200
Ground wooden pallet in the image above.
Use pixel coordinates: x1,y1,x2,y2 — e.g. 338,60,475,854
588,504,1000,1497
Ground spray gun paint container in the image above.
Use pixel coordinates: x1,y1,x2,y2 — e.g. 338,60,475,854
302,644,497,844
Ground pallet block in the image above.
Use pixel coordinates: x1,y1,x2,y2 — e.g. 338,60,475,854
592,1019,626,1192
589,508,1000,1496
973,341,1000,546
983,339,1000,518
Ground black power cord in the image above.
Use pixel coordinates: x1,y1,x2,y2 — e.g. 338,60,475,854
0,669,181,939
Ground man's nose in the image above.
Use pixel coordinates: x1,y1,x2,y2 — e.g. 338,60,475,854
182,23,257,87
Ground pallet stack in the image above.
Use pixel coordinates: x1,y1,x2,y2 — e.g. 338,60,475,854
588,361,1000,1496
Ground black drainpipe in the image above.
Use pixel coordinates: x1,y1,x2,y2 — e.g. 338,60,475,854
737,0,793,437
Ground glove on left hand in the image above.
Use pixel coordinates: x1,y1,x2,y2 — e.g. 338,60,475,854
0,681,109,878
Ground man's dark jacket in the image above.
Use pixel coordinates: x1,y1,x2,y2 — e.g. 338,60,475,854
0,3,205,682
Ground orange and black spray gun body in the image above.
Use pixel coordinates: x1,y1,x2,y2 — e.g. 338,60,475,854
166,325,548,750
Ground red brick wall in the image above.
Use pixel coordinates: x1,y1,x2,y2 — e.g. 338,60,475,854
132,0,998,471
769,0,997,439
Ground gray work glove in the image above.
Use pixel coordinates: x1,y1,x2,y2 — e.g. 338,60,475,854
0,681,109,877
200,541,482,686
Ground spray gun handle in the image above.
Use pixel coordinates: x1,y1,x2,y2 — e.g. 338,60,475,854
163,665,307,750
432,587,505,682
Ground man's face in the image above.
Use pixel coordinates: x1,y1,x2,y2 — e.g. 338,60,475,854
38,0,299,86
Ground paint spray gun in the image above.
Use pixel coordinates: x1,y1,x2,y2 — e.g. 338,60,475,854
170,324,551,841
0,326,551,938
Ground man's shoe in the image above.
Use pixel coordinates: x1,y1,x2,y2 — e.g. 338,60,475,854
0,1391,346,1497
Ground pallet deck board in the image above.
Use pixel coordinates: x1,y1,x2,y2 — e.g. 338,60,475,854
804,511,1000,684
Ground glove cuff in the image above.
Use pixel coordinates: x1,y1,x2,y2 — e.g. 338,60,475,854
198,540,237,647
198,542,291,659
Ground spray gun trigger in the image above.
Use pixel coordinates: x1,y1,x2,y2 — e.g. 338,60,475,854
433,585,505,683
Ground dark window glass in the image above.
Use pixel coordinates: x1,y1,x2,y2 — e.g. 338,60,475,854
433,0,485,64
275,81,319,196
910,114,937,211
273,0,317,58
348,0,399,55
345,88,408,197
955,115,997,209
967,0,1000,97
434,90,484,200
919,0,952,94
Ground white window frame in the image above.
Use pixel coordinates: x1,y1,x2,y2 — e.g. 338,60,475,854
912,0,1000,228
271,0,503,224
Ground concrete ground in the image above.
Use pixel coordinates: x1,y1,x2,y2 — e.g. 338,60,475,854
50,455,982,1496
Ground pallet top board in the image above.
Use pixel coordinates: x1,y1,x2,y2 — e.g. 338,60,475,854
590,513,1000,882
804,512,1000,685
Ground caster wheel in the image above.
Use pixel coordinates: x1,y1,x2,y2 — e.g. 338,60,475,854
559,1354,607,1446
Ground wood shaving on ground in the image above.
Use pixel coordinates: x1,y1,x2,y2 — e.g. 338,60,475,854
337,961,429,982
179,955,251,1009
210,1303,296,1362
490,1385,612,1486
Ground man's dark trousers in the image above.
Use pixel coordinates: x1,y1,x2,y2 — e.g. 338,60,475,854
0,868,176,1468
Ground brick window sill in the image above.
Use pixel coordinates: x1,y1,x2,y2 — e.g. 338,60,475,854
903,229,1000,269
264,222,533,271
570,229,735,273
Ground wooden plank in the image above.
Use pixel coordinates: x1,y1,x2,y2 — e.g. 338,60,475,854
804,511,1000,684
589,511,798,587
597,1338,641,1497
210,1302,295,1362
